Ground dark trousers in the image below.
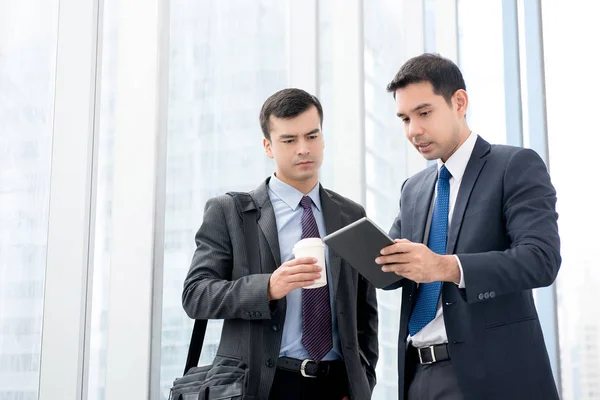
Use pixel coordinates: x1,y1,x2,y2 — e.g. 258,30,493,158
268,362,349,400
405,346,464,400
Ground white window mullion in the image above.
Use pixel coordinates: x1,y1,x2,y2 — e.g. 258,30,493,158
39,0,101,398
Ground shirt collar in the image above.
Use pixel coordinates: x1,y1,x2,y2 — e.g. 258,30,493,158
268,173,322,212
437,132,478,182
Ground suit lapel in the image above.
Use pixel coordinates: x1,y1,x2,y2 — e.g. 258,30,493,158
319,186,343,295
253,178,281,270
411,166,437,243
446,137,490,253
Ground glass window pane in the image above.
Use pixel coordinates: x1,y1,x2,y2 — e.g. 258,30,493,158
0,1,59,398
159,1,289,398
423,0,438,52
457,0,507,145
543,1,600,398
317,0,334,186
319,1,408,397
363,1,406,398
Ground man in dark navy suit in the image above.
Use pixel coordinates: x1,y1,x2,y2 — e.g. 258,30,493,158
377,53,561,400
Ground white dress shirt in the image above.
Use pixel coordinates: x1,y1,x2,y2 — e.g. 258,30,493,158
409,131,478,348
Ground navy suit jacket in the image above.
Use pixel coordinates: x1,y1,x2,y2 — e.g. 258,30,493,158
389,136,561,400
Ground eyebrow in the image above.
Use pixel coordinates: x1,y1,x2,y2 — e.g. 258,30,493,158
278,128,321,139
397,103,432,118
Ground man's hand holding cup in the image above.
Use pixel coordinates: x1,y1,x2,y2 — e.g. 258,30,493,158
268,238,327,300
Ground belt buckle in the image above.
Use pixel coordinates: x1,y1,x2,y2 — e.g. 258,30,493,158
418,345,437,365
300,359,318,378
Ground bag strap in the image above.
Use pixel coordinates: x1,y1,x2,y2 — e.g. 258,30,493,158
228,192,262,396
184,319,208,374
183,192,262,397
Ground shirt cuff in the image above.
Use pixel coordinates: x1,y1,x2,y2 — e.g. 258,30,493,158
454,255,465,288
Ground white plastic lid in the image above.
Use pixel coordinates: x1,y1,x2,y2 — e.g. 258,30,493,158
293,237,324,250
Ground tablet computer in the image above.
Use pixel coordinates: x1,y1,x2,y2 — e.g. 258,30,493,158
323,217,403,288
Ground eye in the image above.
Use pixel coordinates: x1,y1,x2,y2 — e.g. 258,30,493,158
420,110,431,117
282,139,294,144
401,118,410,124
308,135,318,140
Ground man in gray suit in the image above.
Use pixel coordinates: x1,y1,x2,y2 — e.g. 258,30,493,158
183,88,378,400
376,54,561,399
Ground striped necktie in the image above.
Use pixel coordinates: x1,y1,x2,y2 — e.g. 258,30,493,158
299,195,332,362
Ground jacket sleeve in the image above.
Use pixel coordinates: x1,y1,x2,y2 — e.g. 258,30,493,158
357,271,379,391
182,197,273,320
383,178,408,291
458,148,561,303
388,178,408,240
353,207,378,391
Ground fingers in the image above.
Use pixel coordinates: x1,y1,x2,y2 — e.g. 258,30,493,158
376,253,409,266
274,263,322,284
290,280,319,290
285,271,322,283
276,275,320,293
381,263,409,274
269,266,322,299
284,257,318,267
282,263,322,276
379,242,398,256
380,239,413,255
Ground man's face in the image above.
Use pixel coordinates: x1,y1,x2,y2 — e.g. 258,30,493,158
394,81,466,162
264,105,324,188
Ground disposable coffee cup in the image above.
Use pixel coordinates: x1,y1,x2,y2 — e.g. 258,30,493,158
292,238,327,289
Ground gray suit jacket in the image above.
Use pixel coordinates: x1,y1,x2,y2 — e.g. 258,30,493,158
390,136,561,400
183,177,378,399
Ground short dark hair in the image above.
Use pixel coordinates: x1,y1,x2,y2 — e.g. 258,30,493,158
259,88,324,140
386,53,466,104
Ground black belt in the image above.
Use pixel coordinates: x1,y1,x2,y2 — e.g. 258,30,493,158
408,343,451,365
277,357,343,378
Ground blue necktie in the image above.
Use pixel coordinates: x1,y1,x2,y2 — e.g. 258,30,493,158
299,196,332,362
408,165,452,336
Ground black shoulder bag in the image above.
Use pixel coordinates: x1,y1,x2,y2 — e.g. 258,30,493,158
169,192,262,400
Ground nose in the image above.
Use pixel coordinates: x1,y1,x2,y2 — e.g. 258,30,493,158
297,139,310,155
407,120,423,140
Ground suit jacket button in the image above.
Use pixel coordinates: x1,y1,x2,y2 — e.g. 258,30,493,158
478,293,484,300
484,292,490,299
490,291,496,298
271,324,280,332
266,359,274,368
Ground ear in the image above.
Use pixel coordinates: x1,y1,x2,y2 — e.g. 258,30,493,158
453,89,469,118
263,137,274,159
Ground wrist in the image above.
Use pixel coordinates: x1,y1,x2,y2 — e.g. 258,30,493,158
439,255,460,284
267,276,274,301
